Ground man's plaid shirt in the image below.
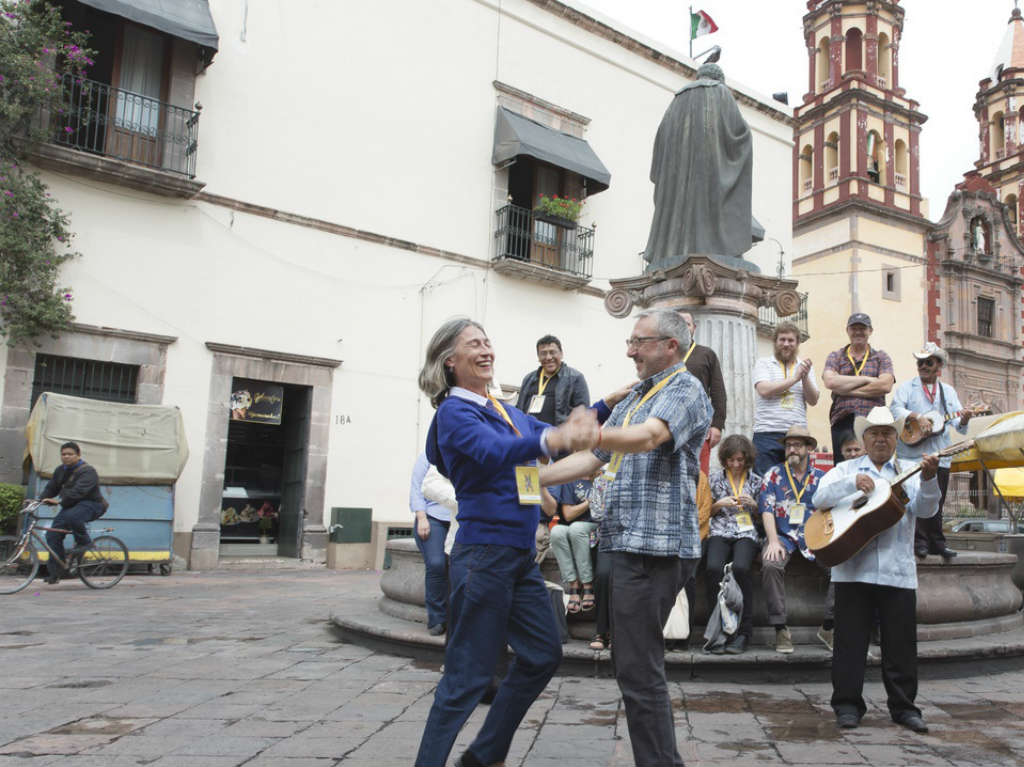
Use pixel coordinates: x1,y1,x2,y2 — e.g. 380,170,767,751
593,362,711,559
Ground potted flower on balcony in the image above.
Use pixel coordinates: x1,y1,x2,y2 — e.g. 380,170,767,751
534,194,583,228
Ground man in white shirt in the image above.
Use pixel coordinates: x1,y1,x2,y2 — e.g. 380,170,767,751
813,407,939,735
752,322,819,475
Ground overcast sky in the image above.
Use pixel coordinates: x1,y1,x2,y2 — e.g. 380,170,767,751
578,0,1015,221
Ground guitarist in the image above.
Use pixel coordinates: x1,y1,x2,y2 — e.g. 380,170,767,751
813,407,940,735
890,342,973,560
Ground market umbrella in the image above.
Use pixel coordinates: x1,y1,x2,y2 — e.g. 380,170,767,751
950,411,1024,473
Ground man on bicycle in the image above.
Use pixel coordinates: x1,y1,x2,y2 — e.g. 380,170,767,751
39,442,106,584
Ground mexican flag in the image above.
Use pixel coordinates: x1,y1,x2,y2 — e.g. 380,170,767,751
690,9,718,40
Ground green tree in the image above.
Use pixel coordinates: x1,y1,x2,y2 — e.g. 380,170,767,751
0,1,94,346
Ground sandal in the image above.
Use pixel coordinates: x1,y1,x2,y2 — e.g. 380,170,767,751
589,634,608,651
566,585,581,614
581,583,595,612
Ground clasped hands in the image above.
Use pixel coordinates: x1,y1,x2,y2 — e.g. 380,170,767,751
548,406,600,454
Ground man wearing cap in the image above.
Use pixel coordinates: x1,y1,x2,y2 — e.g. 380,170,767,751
758,425,832,653
813,407,940,734
890,342,974,560
752,321,820,476
823,314,895,462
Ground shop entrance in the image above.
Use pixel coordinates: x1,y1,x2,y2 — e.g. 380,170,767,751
220,380,311,557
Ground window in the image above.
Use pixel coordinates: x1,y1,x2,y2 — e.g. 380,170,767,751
31,354,139,407
845,28,863,73
817,37,831,90
825,132,839,183
882,268,900,300
993,111,1006,159
800,144,813,193
894,139,908,189
877,32,891,87
866,131,885,183
977,297,995,338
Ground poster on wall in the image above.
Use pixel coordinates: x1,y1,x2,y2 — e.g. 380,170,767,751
230,379,283,425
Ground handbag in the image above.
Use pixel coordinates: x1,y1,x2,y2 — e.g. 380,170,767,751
662,587,690,639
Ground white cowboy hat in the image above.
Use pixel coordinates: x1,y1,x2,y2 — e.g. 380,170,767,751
912,341,948,364
853,406,906,443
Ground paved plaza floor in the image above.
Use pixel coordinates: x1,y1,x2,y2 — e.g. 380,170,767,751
1,565,1023,766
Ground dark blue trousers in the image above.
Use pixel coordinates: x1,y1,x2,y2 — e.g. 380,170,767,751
753,431,786,476
46,500,104,566
415,543,562,767
414,515,450,630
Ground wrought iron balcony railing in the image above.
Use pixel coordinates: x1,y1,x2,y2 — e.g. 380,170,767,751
42,74,199,178
758,292,809,340
494,203,594,280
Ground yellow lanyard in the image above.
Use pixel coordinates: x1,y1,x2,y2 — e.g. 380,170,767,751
604,368,684,483
537,367,558,397
727,470,748,499
487,395,521,437
846,345,871,376
783,361,792,380
682,341,696,365
784,462,812,504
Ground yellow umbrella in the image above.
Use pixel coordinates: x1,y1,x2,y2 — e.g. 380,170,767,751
950,411,1024,473
993,467,1024,500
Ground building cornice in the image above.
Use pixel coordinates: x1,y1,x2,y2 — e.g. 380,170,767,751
69,323,178,345
795,196,931,233
205,343,342,369
796,86,927,126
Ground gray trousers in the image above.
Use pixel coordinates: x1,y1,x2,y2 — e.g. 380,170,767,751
610,552,697,767
761,546,834,626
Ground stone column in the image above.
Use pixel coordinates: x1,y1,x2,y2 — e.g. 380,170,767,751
692,312,758,439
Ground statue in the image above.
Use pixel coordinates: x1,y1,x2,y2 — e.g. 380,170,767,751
643,63,753,273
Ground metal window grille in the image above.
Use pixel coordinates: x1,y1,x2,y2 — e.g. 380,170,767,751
977,297,995,338
31,354,139,407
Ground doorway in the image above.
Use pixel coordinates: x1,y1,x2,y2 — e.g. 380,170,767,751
219,381,311,557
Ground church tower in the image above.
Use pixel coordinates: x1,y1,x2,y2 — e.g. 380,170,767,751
790,0,931,452
974,3,1024,236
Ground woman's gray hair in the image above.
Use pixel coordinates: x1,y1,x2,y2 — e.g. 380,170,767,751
419,317,485,408
635,308,692,353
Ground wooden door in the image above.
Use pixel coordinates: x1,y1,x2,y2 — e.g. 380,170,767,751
108,24,166,168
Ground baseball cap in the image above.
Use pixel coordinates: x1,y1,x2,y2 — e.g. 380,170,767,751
846,313,872,328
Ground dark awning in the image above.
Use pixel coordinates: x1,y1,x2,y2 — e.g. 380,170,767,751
493,107,611,194
77,0,219,57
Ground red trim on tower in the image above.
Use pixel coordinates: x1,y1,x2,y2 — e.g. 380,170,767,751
856,108,867,200
909,126,921,216
866,13,878,79
814,122,825,210
884,120,895,206
830,16,843,86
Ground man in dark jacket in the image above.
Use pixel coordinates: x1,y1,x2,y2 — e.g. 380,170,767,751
679,312,727,472
515,334,590,426
39,441,106,583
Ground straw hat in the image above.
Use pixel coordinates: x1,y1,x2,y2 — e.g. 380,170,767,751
853,406,905,442
912,341,948,364
782,425,817,450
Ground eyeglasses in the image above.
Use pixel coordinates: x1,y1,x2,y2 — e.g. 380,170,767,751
625,335,670,349
916,358,939,368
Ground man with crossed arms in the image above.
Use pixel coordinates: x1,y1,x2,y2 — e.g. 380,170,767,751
542,308,711,767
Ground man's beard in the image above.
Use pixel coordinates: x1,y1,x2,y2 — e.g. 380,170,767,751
787,453,804,469
776,348,796,363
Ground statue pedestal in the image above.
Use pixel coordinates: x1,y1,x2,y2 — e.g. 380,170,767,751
604,255,803,450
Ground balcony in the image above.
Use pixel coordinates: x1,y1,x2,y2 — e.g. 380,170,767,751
801,178,813,194
31,75,203,197
996,147,1006,160
493,204,593,289
758,292,809,341
876,75,887,88
828,166,839,183
895,172,907,190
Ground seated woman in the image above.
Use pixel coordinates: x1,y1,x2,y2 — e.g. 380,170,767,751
705,434,762,655
541,475,596,614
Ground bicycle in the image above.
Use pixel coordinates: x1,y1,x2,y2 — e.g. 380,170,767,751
0,500,129,594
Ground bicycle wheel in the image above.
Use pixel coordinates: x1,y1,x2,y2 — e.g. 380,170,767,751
0,536,39,594
77,536,129,589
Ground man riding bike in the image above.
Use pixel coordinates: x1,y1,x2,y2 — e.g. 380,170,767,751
39,442,106,584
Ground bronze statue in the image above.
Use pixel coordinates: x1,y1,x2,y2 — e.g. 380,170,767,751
643,63,753,273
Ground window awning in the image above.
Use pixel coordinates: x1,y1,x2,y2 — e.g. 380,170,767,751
493,107,611,194
77,0,219,58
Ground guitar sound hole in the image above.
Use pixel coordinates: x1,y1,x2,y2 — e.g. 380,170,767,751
853,496,869,510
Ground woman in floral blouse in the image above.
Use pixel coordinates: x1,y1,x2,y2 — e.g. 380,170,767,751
705,434,762,655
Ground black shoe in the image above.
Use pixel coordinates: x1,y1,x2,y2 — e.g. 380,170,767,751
454,750,486,767
837,712,861,729
915,548,928,559
938,548,957,560
44,566,63,585
67,544,90,560
723,633,748,654
897,713,929,733
427,623,446,636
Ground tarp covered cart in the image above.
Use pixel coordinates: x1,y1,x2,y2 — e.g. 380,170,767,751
24,393,189,575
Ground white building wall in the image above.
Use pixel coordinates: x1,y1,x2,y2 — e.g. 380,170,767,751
25,0,793,536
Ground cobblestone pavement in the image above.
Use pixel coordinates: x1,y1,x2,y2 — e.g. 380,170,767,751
1,566,1023,766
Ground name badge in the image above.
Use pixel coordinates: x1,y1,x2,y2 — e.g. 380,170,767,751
529,394,546,414
780,391,794,409
787,502,806,526
603,452,625,483
735,511,755,532
515,464,541,505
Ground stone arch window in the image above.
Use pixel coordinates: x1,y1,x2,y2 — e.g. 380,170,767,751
894,139,908,189
825,132,839,184
1006,193,1018,227
877,31,891,87
800,144,814,194
817,36,831,90
993,111,1006,158
845,28,863,73
866,130,885,183
970,215,991,255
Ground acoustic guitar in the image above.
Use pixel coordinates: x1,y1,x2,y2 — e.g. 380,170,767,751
804,441,974,567
900,405,991,446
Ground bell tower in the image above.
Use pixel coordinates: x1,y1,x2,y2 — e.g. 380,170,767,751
790,0,931,453
974,2,1024,237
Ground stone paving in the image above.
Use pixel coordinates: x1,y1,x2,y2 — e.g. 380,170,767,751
1,565,1023,766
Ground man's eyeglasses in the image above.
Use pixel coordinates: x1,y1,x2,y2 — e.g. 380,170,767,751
916,357,939,368
626,335,670,349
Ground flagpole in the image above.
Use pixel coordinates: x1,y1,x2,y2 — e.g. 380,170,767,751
689,5,693,59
